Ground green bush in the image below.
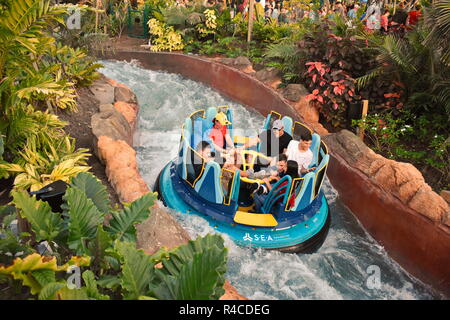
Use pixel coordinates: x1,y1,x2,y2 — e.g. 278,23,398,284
0,172,228,300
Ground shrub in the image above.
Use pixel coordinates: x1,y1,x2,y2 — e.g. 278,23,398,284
0,172,228,300
147,18,184,52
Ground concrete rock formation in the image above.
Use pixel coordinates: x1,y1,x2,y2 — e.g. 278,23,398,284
215,56,255,74
136,206,192,255
91,103,133,145
281,83,309,102
114,85,138,104
323,130,450,227
89,80,115,105
114,101,138,131
97,136,149,203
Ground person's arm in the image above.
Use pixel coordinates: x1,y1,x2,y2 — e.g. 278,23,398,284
225,133,235,152
300,166,316,174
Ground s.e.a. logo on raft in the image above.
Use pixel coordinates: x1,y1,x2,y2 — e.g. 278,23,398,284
243,233,274,242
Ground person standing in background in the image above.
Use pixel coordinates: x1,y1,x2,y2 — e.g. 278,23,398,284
406,4,421,27
380,9,390,33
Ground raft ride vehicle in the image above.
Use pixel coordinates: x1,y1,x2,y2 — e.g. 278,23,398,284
155,107,331,253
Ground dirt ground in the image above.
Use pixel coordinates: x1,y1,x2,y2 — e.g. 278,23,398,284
57,85,121,208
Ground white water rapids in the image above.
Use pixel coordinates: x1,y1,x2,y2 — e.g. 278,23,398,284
99,59,443,300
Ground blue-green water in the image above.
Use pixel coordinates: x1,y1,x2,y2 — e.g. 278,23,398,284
99,59,444,300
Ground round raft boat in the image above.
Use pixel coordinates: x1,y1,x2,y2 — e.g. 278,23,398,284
155,107,331,253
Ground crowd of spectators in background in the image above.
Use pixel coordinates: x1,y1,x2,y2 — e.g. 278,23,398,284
172,0,422,35
174,0,423,34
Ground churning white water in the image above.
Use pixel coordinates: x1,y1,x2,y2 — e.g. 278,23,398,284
99,60,443,300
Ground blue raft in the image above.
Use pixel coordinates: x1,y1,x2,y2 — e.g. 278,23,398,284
155,107,331,253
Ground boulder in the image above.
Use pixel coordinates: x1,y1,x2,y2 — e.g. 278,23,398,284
220,281,248,300
234,56,252,67
281,83,309,102
440,190,450,203
255,67,281,83
292,98,320,123
408,185,447,223
114,101,138,130
216,56,255,73
114,85,137,104
97,136,150,203
255,67,282,89
89,81,115,105
91,104,132,145
324,130,450,224
136,206,192,255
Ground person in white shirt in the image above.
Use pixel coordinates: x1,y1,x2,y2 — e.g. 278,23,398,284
285,132,316,176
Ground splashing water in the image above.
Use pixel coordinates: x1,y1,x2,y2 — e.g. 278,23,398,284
99,60,443,300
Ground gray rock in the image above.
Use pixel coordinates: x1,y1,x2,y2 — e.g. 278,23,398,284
281,83,309,102
255,67,281,83
136,206,191,255
218,56,252,68
234,56,252,67
323,129,370,164
89,81,115,105
91,105,132,146
114,86,137,104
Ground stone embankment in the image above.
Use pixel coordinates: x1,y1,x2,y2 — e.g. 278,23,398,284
88,76,246,300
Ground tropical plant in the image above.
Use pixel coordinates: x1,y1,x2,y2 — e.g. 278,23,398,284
147,18,184,52
356,15,450,116
44,43,102,88
0,172,228,300
0,136,8,179
0,136,91,192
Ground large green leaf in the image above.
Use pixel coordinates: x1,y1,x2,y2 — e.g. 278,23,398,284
82,270,110,300
149,234,227,300
106,192,157,242
0,253,59,295
12,190,63,242
63,186,104,255
115,241,154,300
87,225,113,268
70,172,110,215
38,282,66,300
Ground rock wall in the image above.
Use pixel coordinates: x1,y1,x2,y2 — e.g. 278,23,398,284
88,77,246,300
96,50,450,296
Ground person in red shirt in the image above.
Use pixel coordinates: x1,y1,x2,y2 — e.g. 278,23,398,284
208,111,235,155
407,4,421,27
380,9,390,33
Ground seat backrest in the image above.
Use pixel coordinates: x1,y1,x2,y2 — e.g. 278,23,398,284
262,111,282,131
289,172,315,211
281,116,293,137
194,161,224,204
180,119,193,180
309,133,321,168
289,154,329,211
292,121,313,141
312,154,329,199
261,175,292,214
205,106,218,127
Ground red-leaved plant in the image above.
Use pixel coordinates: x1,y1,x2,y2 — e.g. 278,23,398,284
304,61,357,126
